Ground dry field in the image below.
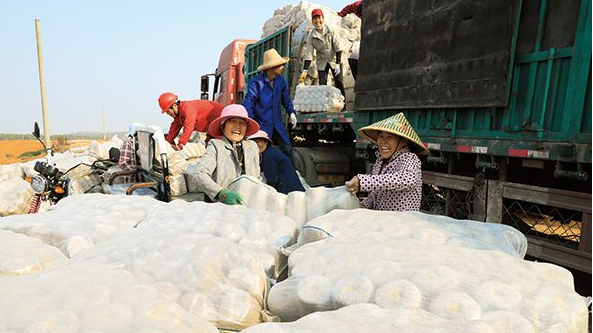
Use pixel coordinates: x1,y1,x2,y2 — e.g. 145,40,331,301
0,140,92,164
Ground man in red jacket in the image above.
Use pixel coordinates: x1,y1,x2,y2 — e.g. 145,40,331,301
158,92,224,150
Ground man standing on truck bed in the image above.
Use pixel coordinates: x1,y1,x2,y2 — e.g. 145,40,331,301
300,8,346,98
243,48,297,164
158,92,224,150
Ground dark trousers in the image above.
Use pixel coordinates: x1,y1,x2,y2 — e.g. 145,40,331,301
272,130,295,167
318,63,346,97
348,58,358,80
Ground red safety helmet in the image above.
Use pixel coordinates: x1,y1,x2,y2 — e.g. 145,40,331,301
158,92,178,113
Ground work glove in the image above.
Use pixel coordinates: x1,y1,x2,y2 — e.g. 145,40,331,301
289,113,297,130
218,189,244,205
299,70,308,83
333,64,341,77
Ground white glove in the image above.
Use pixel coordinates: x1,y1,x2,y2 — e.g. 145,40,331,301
289,113,297,130
333,64,341,76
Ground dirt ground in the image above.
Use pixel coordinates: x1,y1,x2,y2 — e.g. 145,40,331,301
0,140,91,164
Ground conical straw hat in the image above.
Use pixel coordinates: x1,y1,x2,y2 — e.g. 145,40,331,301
358,112,428,155
257,48,289,71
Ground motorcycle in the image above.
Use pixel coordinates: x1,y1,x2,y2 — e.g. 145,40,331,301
27,122,120,213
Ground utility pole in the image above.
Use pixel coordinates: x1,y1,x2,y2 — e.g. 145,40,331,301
102,107,106,140
35,19,51,149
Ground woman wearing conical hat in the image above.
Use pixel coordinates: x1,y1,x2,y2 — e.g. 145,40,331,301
345,113,428,211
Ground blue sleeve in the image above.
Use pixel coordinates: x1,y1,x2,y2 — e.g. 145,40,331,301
280,77,295,115
262,150,280,189
243,78,259,119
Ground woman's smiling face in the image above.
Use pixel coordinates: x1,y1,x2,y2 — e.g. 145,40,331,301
377,131,407,159
222,117,247,143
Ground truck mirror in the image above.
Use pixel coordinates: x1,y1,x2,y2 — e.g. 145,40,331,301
33,122,41,139
200,75,209,93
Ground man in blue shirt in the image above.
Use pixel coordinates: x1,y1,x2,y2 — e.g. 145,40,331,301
244,48,297,164
249,130,305,194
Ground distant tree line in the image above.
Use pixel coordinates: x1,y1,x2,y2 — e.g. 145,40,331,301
0,132,125,140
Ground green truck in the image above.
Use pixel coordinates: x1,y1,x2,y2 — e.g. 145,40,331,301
241,0,591,276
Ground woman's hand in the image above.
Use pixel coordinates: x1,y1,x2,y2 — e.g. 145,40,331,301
345,175,360,193
218,189,244,205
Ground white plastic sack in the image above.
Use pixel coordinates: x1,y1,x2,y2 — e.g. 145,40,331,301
0,163,24,182
243,303,524,333
180,142,206,160
0,229,66,276
0,261,219,333
140,199,298,280
298,209,528,258
68,172,103,195
184,162,201,192
293,84,345,113
88,135,123,160
170,174,188,196
76,230,268,331
267,238,589,332
0,177,34,217
227,175,360,226
0,194,164,257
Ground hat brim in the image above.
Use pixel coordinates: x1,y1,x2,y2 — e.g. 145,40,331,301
250,135,272,144
257,57,289,71
208,115,260,139
359,128,429,155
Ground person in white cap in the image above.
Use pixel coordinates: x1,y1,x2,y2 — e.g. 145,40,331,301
243,48,297,165
345,113,428,211
195,104,261,205
249,130,305,194
300,8,346,98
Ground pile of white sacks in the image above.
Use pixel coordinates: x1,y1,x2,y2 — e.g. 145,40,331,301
228,175,360,226
0,261,219,333
0,137,121,217
293,84,345,113
0,129,209,217
0,156,590,332
262,1,361,107
254,209,589,332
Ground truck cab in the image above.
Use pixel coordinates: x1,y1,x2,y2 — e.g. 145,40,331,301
201,39,256,105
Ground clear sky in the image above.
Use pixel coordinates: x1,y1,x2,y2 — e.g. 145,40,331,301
1,0,348,134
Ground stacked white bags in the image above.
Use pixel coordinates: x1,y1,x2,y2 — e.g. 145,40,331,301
243,303,518,333
0,261,219,333
267,238,589,332
263,2,361,107
0,178,34,216
0,194,163,257
140,199,298,280
0,229,66,276
76,230,268,331
87,135,123,160
262,2,343,39
297,209,528,258
293,84,345,113
227,175,360,226
0,163,24,182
